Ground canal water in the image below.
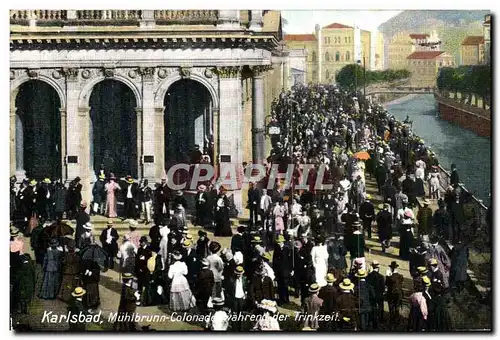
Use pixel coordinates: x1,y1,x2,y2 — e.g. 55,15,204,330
385,94,491,204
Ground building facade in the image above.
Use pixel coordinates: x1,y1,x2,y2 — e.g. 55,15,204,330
285,49,307,87
386,32,413,70
406,51,454,87
10,10,284,207
483,14,491,64
284,22,372,84
460,36,485,65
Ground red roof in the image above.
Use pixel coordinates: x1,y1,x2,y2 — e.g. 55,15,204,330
323,23,352,29
284,34,316,42
407,51,445,60
409,34,430,39
461,36,485,45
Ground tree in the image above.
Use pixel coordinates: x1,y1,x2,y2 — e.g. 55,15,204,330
335,64,364,89
335,64,411,89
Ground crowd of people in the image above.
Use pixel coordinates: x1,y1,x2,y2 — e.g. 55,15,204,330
10,83,482,332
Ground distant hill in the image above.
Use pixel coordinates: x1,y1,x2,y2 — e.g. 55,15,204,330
379,10,489,64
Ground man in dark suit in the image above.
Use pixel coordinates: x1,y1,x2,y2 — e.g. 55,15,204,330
231,225,246,254
450,164,460,187
195,184,209,226
273,234,292,305
318,273,339,330
148,217,165,253
376,203,393,252
182,240,198,289
195,259,214,313
75,201,90,245
122,175,139,219
385,261,404,329
37,178,54,221
135,236,152,295
336,278,358,330
354,269,375,330
247,182,260,226
227,266,248,331
154,177,170,219
359,194,375,239
99,219,119,270
248,267,274,309
367,260,385,329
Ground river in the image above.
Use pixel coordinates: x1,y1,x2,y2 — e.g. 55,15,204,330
385,94,491,205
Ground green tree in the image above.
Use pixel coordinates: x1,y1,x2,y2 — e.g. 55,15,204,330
335,64,365,89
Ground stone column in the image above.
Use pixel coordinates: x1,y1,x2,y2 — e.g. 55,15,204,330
251,66,268,164
140,10,155,29
154,106,166,178
249,10,263,31
217,10,240,30
10,106,18,177
78,106,92,204
139,67,156,182
135,107,143,179
217,66,243,213
60,108,67,182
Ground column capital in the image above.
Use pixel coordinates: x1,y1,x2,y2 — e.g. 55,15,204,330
139,67,155,81
216,66,242,78
78,106,90,116
251,65,273,77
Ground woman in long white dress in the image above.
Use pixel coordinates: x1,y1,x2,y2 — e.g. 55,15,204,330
105,174,121,218
311,236,329,287
168,251,196,311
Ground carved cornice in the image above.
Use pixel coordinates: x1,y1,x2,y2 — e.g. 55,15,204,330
27,68,39,78
63,67,79,81
251,65,273,77
103,67,115,78
216,66,242,78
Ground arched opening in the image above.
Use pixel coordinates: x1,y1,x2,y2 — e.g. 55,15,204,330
89,79,138,178
164,79,213,167
15,80,62,179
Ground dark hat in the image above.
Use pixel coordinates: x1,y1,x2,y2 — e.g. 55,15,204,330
49,238,59,246
237,225,246,233
352,220,361,227
139,236,149,243
66,239,76,249
172,251,182,261
126,175,134,184
198,230,207,237
389,261,399,269
209,241,221,254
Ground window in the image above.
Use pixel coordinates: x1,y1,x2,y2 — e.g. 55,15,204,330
325,52,330,61
324,37,327,44
312,70,317,80
346,51,350,61
439,61,443,67
335,51,340,62
326,70,330,79
312,51,316,62
345,36,348,43
328,37,331,44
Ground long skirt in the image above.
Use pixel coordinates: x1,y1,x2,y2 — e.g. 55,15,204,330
39,271,61,300
58,273,81,302
85,282,100,308
169,289,196,311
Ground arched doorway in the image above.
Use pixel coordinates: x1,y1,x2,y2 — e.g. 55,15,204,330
15,80,62,179
89,79,138,178
164,79,213,166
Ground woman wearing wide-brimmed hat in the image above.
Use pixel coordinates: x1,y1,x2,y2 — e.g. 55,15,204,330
253,299,280,331
168,251,196,311
105,173,121,218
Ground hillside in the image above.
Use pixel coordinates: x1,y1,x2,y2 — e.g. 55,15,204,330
379,10,489,64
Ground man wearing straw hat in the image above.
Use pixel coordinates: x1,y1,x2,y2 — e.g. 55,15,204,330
114,273,139,331
318,273,339,330
273,234,292,305
354,268,375,330
99,219,119,270
68,287,87,331
417,199,433,240
195,259,214,313
227,266,248,331
37,178,54,221
376,203,393,252
122,175,139,219
367,260,385,329
385,261,404,328
359,193,375,239
302,282,324,330
91,173,106,216
336,278,358,330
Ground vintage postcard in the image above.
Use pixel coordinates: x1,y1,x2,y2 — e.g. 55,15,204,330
9,9,492,332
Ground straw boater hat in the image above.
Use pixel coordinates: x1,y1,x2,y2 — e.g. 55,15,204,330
10,227,20,237
99,173,105,180
201,259,209,268
258,299,277,314
83,222,92,230
126,175,134,184
261,252,272,262
71,287,86,297
339,278,355,290
355,269,368,278
326,273,336,284
176,190,183,196
122,272,134,280
80,200,88,208
276,234,285,243
198,184,207,191
251,236,262,244
185,234,193,240
234,266,245,275
129,220,138,228
209,241,221,254
107,219,114,226
352,220,361,228
43,178,51,184
422,276,432,287
182,240,192,248
309,283,320,293
424,199,431,205
365,194,371,200
377,203,385,210
417,266,428,274
29,179,37,186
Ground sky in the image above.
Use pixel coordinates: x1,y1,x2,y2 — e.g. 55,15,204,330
281,10,403,34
